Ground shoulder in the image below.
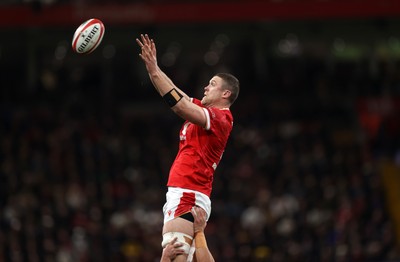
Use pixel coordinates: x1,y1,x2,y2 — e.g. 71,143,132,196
207,107,233,132
208,107,232,120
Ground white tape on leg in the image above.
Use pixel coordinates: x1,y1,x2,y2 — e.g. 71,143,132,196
162,232,193,254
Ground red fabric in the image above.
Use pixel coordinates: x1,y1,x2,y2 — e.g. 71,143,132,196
174,192,196,217
167,99,233,197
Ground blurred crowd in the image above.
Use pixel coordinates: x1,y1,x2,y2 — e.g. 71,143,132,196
1,27,400,262
0,0,371,6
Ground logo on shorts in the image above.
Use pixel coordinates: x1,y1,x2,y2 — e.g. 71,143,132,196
167,210,172,217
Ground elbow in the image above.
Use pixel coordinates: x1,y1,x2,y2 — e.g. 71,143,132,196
171,100,206,128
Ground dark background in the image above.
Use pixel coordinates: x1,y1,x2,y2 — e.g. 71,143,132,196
1,0,400,261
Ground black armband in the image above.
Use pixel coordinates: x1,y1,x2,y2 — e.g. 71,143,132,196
163,88,183,107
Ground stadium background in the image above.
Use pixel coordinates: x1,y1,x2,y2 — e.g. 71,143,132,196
1,0,400,261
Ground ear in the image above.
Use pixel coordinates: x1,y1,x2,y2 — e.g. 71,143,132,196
222,89,231,99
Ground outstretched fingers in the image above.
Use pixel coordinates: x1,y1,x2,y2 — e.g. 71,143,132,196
150,39,157,56
137,34,157,59
136,37,145,60
140,34,152,47
136,37,143,47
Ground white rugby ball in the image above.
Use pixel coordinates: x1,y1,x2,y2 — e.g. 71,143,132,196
72,18,105,54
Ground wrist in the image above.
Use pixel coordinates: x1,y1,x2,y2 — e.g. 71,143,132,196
194,231,207,249
194,228,202,234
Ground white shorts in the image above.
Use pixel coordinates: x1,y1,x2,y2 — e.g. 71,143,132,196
162,187,211,224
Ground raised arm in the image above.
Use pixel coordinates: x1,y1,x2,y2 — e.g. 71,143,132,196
136,34,207,128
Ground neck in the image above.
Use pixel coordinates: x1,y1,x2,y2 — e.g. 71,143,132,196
207,103,229,109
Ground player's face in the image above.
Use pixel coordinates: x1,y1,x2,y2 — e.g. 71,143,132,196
201,76,226,107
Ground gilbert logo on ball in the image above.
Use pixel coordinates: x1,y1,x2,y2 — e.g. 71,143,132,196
72,18,105,54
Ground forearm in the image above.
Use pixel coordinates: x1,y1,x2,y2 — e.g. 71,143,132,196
149,67,189,100
160,246,174,262
160,256,170,262
195,249,215,262
194,232,215,262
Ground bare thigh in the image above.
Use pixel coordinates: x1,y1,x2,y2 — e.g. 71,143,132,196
163,216,194,236
163,217,194,262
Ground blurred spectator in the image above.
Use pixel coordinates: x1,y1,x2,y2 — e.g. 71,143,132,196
1,23,400,262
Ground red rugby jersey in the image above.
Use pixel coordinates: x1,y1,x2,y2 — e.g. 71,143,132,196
167,98,233,197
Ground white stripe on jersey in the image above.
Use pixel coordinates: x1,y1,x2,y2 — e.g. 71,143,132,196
202,108,211,130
